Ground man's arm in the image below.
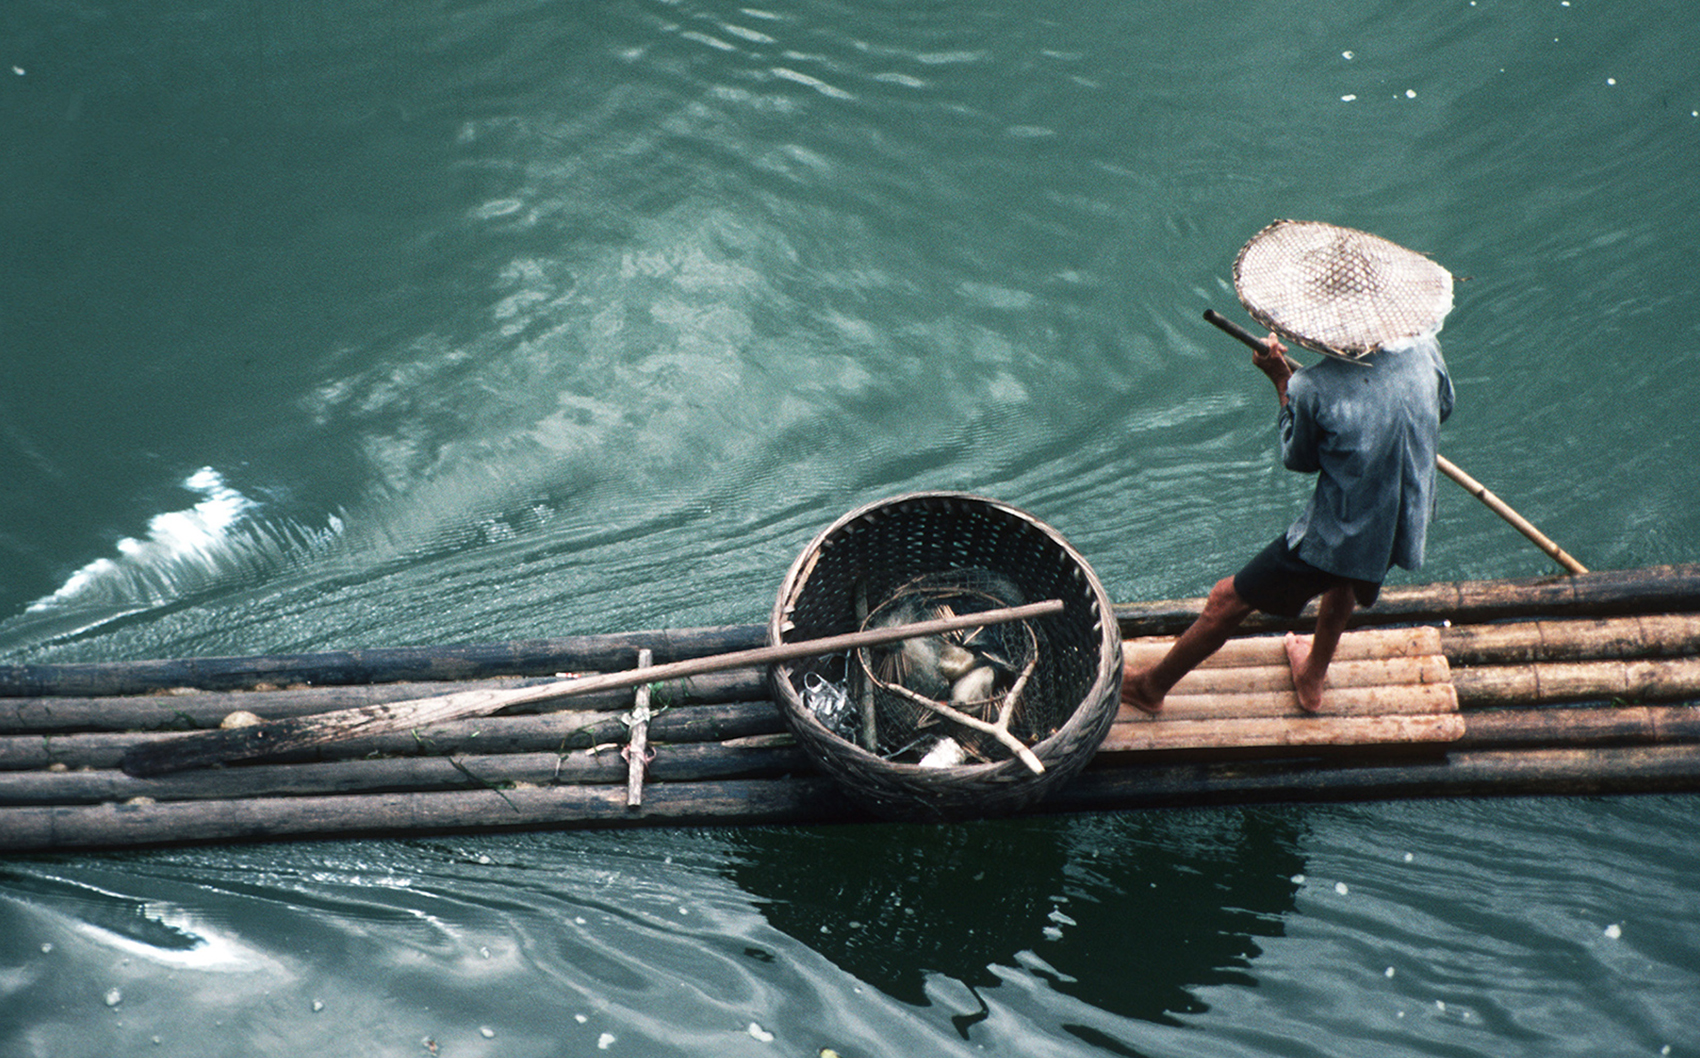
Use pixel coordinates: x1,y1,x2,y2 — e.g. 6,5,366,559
1267,336,1320,473
1252,333,1293,407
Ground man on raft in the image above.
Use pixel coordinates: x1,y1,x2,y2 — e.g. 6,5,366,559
1121,327,1455,715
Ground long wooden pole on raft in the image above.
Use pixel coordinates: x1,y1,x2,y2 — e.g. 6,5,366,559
1202,309,1589,575
118,599,1064,777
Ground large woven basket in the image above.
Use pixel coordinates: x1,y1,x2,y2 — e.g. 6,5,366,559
769,493,1122,821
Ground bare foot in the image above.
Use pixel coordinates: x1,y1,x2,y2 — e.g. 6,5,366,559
1118,661,1164,718
1284,632,1326,713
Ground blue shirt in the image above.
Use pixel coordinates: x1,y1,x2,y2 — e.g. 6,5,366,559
1278,334,1455,582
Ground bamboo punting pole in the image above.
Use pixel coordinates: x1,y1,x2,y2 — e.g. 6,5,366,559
0,702,787,773
120,600,1063,777
1434,455,1587,575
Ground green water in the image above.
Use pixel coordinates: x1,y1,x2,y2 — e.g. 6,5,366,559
2,1,1698,1054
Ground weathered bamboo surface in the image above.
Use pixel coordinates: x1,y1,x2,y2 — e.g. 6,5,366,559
1,564,1697,852
1106,624,1461,753
1054,743,1700,812
0,776,858,852
0,702,785,772
0,738,804,807
1102,713,1466,754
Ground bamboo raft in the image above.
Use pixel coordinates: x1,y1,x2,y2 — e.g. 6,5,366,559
3,565,1698,852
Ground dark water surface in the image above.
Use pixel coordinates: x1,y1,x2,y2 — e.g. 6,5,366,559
3,1,1698,1054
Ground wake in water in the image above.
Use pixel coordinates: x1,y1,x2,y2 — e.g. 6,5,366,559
0,468,345,653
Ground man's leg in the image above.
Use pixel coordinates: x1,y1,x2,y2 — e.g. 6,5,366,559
1284,581,1356,713
1120,576,1255,716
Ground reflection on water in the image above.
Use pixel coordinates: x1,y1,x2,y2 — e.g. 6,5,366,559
0,871,203,957
0,801,1696,1057
0,816,1307,1055
729,809,1305,1033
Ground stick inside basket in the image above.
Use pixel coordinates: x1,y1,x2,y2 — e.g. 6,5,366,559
879,655,1046,774
852,572,1052,774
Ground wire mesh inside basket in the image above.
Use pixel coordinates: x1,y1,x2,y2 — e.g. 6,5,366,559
849,569,1057,765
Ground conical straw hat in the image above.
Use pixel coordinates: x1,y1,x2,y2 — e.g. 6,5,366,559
1232,220,1455,362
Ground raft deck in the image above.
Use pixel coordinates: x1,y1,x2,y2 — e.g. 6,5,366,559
2,565,1698,852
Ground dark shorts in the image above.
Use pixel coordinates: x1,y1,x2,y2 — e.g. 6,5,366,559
1233,534,1382,619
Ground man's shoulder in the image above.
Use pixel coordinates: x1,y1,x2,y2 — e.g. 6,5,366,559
1290,358,1356,394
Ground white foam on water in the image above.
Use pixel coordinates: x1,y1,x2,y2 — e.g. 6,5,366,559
5,467,345,649
26,467,257,615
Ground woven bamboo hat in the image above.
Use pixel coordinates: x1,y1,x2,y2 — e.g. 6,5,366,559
1233,220,1455,362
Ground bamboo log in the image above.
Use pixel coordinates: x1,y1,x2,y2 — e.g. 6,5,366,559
1452,656,1700,706
1457,703,1700,749
1101,712,1464,754
6,563,1692,699
1137,682,1459,720
1153,656,1450,695
120,600,1061,777
10,704,1699,808
0,775,856,853
1440,613,1700,666
1052,743,1700,812
0,670,766,735
0,741,808,807
0,625,770,698
0,702,785,772
9,730,1700,852
1123,626,1444,668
